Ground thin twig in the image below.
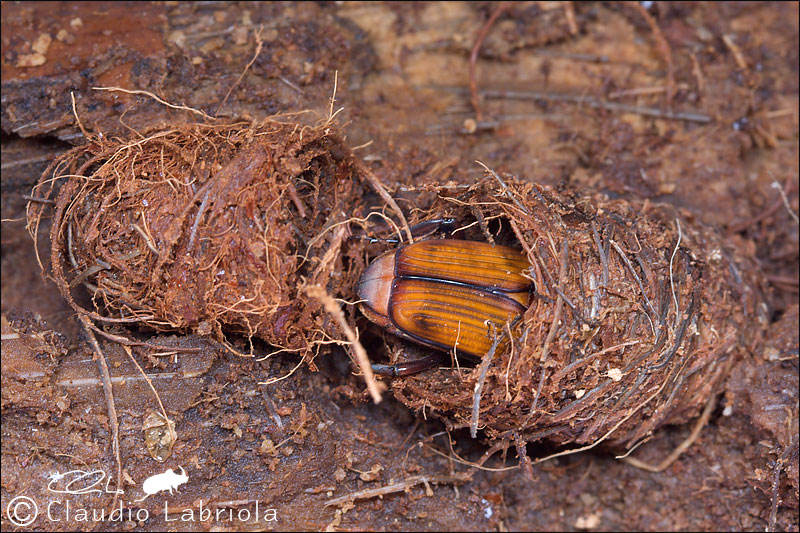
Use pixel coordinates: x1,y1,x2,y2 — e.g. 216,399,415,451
772,180,799,224
121,345,177,457
621,375,719,472
669,219,682,325
188,190,211,250
324,473,471,507
217,26,264,114
628,2,674,105
328,70,339,124
278,75,303,94
469,2,510,121
552,340,640,382
728,175,793,232
422,431,518,472
534,360,675,464
529,238,569,417
608,85,683,99
69,261,110,289
354,158,413,243
722,34,748,70
610,238,656,318
766,274,799,293
3,154,61,170
460,88,711,122
92,87,212,120
591,222,608,299
563,1,578,35
70,91,91,140
690,53,705,100
768,454,782,533
477,161,530,215
769,443,796,532
286,182,306,218
132,223,160,256
21,194,55,204
78,315,122,512
471,328,502,438
84,321,201,352
306,285,384,403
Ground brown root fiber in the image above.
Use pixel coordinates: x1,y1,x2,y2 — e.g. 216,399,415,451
27,119,367,365
388,176,770,449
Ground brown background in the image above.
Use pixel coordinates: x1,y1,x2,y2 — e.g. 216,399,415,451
2,2,797,531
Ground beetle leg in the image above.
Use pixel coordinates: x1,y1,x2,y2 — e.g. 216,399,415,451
371,353,445,377
355,217,459,245
408,217,458,240
347,234,402,245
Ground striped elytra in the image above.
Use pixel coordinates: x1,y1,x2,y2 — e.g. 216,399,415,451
357,239,532,360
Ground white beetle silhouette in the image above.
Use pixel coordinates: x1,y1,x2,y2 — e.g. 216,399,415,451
136,466,188,501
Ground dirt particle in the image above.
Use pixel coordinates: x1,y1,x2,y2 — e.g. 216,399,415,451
231,26,249,46
16,53,46,67
167,30,186,49
262,28,279,43
575,512,602,530
199,37,225,54
55,29,73,43
32,33,52,55
358,464,383,482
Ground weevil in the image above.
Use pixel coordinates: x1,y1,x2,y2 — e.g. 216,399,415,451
356,219,533,376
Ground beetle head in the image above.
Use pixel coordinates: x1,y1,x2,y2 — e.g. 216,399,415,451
355,251,395,328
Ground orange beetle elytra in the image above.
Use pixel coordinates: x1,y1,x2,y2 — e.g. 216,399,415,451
356,235,533,376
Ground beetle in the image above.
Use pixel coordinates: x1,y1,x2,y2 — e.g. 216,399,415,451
356,222,533,376
136,466,188,501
